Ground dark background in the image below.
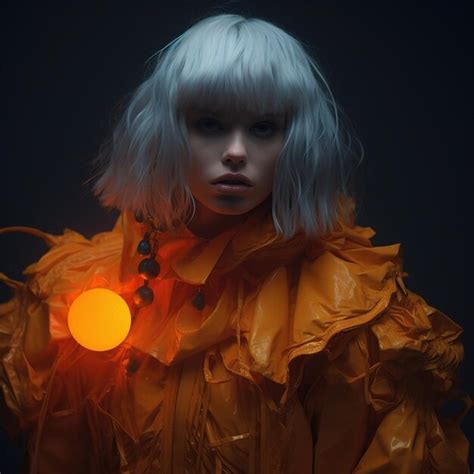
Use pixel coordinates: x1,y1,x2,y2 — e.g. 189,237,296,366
1,1,472,471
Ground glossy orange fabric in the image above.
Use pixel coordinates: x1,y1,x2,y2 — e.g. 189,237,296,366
0,199,471,473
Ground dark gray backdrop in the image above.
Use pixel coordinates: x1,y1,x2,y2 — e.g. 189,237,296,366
1,1,472,471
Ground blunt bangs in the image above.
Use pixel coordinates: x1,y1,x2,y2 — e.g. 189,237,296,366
92,13,363,239
172,19,309,117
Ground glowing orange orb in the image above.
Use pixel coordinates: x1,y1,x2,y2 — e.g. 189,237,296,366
68,288,131,351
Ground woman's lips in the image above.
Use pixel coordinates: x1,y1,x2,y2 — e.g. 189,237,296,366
211,174,254,186
212,183,251,193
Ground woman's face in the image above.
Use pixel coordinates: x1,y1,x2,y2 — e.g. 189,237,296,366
184,106,286,237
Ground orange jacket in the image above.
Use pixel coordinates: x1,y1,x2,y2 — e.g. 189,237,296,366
0,200,470,473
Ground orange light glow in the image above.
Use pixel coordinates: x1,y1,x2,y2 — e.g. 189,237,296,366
68,288,131,351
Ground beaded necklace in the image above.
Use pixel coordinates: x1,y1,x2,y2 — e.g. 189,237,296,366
132,210,205,310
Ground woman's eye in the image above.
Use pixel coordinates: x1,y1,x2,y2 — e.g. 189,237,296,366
193,117,278,138
196,117,222,133
251,121,277,138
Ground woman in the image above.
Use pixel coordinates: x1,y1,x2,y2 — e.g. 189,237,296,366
0,13,470,473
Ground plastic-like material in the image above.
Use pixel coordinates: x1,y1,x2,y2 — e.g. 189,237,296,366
0,199,470,473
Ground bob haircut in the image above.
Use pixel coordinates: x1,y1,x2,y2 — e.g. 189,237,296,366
92,13,363,240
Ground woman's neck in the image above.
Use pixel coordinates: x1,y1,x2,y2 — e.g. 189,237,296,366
186,197,272,239
186,203,247,239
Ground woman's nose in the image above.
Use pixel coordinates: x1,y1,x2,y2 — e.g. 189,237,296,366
221,130,248,166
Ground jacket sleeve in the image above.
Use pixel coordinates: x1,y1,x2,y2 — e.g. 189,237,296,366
0,272,56,436
0,225,88,431
303,289,471,474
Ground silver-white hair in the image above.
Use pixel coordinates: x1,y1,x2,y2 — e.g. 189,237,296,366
91,13,363,239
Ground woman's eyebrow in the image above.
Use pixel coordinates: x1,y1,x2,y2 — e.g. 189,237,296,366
187,107,286,125
189,106,220,115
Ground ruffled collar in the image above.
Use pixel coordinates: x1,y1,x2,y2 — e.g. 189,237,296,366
118,197,309,286
118,196,375,286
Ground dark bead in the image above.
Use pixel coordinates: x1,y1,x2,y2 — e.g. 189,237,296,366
192,289,205,310
133,285,154,307
126,358,140,376
134,209,145,223
137,239,152,256
138,258,160,280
